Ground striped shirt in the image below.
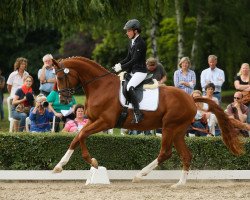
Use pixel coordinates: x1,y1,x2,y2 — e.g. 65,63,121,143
174,69,196,95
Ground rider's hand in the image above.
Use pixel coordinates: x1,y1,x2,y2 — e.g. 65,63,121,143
113,63,122,72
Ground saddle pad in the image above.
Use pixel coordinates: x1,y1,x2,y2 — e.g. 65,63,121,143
119,85,159,111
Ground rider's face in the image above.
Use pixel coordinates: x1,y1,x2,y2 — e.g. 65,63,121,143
126,29,135,39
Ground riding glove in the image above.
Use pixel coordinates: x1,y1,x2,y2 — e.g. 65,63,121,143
113,63,122,72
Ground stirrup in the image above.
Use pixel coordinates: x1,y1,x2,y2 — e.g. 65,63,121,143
131,112,144,124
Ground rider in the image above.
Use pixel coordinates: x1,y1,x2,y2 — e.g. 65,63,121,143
113,19,147,123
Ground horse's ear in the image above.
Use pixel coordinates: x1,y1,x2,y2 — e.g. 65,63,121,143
52,59,60,69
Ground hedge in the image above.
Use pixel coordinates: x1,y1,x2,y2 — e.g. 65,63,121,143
0,132,250,170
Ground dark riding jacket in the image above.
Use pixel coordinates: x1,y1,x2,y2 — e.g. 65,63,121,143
120,35,147,74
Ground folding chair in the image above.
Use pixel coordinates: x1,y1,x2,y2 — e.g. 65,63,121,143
7,96,20,132
25,117,31,132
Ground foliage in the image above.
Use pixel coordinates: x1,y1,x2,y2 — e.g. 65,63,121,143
0,132,250,170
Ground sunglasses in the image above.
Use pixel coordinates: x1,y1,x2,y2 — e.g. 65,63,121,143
234,97,241,100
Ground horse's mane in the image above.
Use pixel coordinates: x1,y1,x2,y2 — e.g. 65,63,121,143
61,56,108,72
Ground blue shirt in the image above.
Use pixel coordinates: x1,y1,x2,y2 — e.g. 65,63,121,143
174,69,196,95
38,68,55,93
29,107,54,132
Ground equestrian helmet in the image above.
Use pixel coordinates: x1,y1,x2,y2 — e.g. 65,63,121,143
123,19,141,33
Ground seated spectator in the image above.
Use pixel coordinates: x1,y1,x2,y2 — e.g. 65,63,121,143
62,104,88,133
234,63,250,123
47,83,76,132
11,75,34,132
226,91,249,137
203,83,220,136
29,94,54,132
188,90,209,137
174,57,196,95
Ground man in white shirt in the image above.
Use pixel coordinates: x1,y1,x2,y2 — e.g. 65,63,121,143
200,55,225,105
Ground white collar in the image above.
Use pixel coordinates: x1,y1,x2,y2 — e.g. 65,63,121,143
131,34,139,45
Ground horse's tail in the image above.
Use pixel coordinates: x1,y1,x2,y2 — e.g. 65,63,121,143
194,97,246,156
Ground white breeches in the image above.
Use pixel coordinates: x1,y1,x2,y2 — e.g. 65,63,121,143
127,72,147,91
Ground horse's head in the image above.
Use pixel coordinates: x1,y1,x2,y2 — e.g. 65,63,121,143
52,59,79,104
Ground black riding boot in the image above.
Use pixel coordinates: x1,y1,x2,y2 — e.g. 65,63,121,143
129,87,143,123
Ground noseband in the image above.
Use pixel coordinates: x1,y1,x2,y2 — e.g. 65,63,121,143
55,62,111,100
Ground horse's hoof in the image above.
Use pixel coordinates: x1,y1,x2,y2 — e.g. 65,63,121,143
132,176,142,183
52,165,63,173
91,158,98,169
170,182,185,188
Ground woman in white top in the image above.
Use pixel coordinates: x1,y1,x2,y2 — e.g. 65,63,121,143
7,57,29,98
203,83,219,136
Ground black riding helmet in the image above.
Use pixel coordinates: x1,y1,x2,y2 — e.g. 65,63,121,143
123,19,141,33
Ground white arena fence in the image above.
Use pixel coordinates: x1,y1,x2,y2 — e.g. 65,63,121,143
0,170,250,180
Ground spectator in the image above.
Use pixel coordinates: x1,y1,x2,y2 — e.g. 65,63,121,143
188,90,208,137
146,57,167,84
38,54,56,96
29,94,54,132
174,57,196,95
62,104,88,133
234,63,250,123
226,91,249,137
7,57,29,98
203,83,220,136
0,69,5,120
11,75,34,132
47,83,76,132
200,55,225,105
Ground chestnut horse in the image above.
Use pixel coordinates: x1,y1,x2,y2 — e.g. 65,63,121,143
52,57,245,187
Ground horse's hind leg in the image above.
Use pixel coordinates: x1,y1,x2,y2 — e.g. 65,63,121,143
133,127,174,182
171,134,192,188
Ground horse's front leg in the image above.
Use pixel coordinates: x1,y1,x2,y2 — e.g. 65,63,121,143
53,118,109,173
53,134,80,173
78,118,109,168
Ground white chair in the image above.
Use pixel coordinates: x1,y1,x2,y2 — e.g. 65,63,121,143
25,117,31,132
25,116,56,132
7,96,20,132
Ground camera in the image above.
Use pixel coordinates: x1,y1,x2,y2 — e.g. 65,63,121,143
41,101,49,108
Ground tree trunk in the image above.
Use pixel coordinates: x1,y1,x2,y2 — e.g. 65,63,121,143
150,0,161,59
175,0,185,67
191,3,203,70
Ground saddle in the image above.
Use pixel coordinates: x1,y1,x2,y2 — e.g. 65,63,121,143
115,72,159,127
121,72,155,105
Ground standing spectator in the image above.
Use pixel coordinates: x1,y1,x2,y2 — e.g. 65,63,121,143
234,63,250,123
146,57,167,84
12,75,34,132
226,91,249,137
29,94,54,132
38,54,56,96
62,104,88,133
200,55,225,105
174,57,196,95
7,57,29,98
0,69,5,120
47,83,76,132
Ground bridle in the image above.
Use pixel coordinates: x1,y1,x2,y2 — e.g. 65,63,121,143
55,62,112,99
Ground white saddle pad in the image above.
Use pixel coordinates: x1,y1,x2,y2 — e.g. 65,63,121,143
119,85,159,111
